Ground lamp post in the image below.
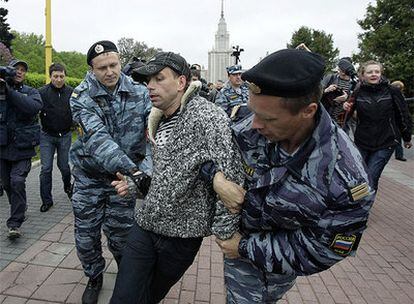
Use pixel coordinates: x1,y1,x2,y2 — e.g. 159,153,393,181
45,0,52,83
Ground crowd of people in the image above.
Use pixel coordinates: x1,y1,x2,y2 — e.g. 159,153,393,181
0,40,412,304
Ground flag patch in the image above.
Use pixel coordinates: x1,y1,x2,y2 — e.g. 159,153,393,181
330,234,356,256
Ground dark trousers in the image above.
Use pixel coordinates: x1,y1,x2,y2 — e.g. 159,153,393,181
358,146,395,191
394,140,404,159
110,222,202,304
39,131,72,204
0,158,31,228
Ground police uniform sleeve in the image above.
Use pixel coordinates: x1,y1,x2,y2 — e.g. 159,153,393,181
137,88,153,175
201,105,245,240
6,85,43,116
238,156,375,276
70,88,138,174
215,90,231,115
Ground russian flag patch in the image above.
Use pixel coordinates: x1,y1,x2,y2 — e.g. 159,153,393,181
330,234,357,256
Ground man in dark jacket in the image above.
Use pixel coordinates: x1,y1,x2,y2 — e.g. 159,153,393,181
38,63,74,212
0,59,42,239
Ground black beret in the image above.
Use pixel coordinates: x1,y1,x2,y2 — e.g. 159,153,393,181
87,40,118,66
242,49,325,98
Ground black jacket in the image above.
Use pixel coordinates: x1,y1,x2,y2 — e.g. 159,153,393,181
352,79,412,151
0,82,43,160
39,83,73,136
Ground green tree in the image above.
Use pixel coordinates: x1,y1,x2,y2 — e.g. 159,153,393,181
0,0,14,49
287,26,339,73
117,38,162,66
11,31,44,73
53,51,88,79
354,0,414,96
11,31,88,79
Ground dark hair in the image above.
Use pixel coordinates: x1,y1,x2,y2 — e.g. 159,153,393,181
190,69,201,80
49,63,66,76
280,84,322,115
170,68,190,90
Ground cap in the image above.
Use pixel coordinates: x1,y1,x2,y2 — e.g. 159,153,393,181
338,58,356,76
135,52,190,78
9,59,28,71
226,64,243,75
122,59,146,76
242,49,325,98
87,40,118,66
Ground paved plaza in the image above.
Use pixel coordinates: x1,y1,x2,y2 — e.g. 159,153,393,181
0,150,413,304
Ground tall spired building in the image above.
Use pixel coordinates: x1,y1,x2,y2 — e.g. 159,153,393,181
208,0,233,83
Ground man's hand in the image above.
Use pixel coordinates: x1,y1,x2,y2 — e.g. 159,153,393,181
216,232,242,259
343,101,353,112
213,172,246,214
324,84,337,93
111,172,129,197
404,141,412,149
333,91,348,103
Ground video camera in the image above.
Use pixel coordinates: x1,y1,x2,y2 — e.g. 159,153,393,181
0,66,16,80
0,66,16,103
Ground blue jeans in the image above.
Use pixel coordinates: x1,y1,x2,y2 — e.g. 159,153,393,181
39,131,72,204
110,222,202,304
358,146,395,191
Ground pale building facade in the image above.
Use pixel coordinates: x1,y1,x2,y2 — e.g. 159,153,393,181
207,1,233,83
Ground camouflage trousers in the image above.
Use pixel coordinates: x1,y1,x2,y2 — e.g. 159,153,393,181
224,257,296,303
72,169,136,278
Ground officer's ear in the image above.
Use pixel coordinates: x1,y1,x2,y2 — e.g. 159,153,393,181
302,103,318,119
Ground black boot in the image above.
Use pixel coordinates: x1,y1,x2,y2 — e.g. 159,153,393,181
82,273,103,304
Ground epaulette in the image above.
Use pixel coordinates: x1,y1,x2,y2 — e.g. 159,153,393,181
334,154,370,202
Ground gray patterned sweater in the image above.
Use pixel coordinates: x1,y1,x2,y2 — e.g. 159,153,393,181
135,81,244,239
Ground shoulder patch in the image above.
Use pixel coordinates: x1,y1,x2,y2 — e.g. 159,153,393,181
330,234,357,256
71,92,79,99
350,182,369,201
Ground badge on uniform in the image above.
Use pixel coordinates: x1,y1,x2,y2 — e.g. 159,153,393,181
71,92,79,99
243,162,254,177
330,234,357,256
230,105,241,120
229,94,239,100
350,182,369,201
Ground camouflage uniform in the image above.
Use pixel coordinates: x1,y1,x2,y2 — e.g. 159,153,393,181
225,106,375,303
215,81,250,122
70,71,151,279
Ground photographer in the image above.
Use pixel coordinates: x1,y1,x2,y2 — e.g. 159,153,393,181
0,59,42,239
321,57,358,130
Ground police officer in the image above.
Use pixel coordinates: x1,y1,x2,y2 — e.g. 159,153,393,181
206,49,375,303
70,40,152,304
0,59,42,239
215,64,250,122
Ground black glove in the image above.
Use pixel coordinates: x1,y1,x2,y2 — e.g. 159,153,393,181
129,172,152,197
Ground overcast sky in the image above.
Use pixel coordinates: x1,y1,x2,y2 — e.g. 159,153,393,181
4,0,374,69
